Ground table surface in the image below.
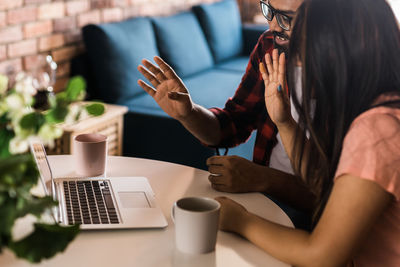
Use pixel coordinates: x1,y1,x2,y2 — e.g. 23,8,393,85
0,156,293,267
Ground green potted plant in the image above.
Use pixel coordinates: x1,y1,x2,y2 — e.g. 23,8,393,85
0,70,104,262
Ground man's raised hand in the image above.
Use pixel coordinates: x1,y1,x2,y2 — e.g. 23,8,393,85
138,56,193,120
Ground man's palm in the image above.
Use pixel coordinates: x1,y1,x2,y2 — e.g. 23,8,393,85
154,79,192,119
137,56,193,120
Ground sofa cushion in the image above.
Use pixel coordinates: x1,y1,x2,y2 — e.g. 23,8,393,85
184,69,243,107
193,0,243,63
82,17,159,104
152,12,214,78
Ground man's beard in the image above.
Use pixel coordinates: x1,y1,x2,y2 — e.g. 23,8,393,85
273,31,290,56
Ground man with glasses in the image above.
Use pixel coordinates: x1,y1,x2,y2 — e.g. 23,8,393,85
260,0,295,54
138,0,311,229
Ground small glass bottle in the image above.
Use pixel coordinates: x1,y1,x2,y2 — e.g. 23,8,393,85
33,55,57,111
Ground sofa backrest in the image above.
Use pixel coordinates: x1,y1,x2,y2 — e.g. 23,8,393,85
193,0,243,63
82,17,159,104
81,0,244,104
151,12,214,78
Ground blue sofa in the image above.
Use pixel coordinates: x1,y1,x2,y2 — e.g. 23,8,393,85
79,0,267,169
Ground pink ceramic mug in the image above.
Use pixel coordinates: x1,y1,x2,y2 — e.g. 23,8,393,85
74,133,108,176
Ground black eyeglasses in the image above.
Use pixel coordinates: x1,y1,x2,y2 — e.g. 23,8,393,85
260,0,293,31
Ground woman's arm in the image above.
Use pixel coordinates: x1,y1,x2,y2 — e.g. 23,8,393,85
217,174,392,267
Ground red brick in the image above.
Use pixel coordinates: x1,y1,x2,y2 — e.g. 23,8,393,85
56,62,71,77
111,0,129,7
0,0,23,11
0,12,5,27
77,10,100,27
53,76,69,92
38,2,65,20
64,29,82,44
129,3,166,17
23,54,48,70
51,45,78,62
24,20,53,39
102,8,123,23
135,4,166,17
53,17,76,32
0,45,6,60
66,0,90,16
123,7,140,19
8,39,37,58
7,6,37,25
25,0,51,4
39,34,65,52
0,26,23,44
129,0,145,5
90,0,110,9
0,58,22,75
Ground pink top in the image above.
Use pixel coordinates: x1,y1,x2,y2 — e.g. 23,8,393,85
335,95,400,267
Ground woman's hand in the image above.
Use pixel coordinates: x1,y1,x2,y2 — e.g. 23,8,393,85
215,196,249,233
137,56,194,121
260,49,292,127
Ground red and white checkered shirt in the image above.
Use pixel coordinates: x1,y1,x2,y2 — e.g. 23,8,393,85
210,30,279,166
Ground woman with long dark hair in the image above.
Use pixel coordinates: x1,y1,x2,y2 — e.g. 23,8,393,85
216,0,400,265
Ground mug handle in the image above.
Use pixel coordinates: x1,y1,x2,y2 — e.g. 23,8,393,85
171,203,176,224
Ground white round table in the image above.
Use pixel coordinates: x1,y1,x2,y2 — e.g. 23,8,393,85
0,156,293,267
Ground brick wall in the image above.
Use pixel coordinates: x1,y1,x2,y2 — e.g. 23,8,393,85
0,0,221,92
237,0,261,23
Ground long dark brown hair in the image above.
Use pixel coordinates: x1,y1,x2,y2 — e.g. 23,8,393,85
287,0,400,225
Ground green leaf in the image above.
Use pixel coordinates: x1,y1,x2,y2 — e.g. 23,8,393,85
55,91,68,103
0,155,39,199
0,128,14,159
85,103,105,116
16,196,57,219
9,223,80,263
0,113,9,124
19,113,36,129
65,76,86,101
20,113,45,132
0,155,62,254
0,197,18,239
45,106,69,124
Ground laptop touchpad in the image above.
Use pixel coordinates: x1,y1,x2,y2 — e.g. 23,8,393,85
118,192,150,208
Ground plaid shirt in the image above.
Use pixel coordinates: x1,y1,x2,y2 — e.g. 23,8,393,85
210,30,278,166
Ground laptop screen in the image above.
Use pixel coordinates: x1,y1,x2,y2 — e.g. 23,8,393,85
30,142,53,196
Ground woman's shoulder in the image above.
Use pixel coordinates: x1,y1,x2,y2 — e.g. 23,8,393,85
344,105,400,156
352,107,400,128
349,95,400,139
337,96,400,199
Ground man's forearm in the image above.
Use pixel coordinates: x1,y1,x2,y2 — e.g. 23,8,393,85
179,104,222,146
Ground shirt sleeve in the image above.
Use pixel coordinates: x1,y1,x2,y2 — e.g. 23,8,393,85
209,31,275,148
335,109,400,200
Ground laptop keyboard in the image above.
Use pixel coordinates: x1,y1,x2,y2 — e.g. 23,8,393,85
63,180,120,225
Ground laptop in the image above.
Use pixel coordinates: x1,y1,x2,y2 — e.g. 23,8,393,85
30,141,168,230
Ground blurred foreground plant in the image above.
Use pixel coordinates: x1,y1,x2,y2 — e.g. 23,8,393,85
0,73,104,262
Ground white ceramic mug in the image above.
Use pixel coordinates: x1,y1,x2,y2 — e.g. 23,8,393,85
171,197,220,254
74,133,108,176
